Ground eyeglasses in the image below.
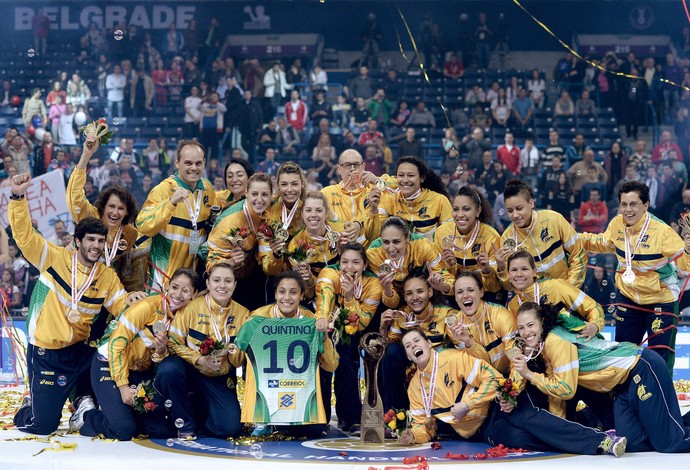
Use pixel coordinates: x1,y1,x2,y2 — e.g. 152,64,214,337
619,202,642,210
340,162,364,170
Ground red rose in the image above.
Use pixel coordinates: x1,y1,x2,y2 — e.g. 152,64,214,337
199,344,209,355
504,379,512,388
383,414,393,424
98,118,106,124
346,313,359,324
430,442,442,450
144,401,157,411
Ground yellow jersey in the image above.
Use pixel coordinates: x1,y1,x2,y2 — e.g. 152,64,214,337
257,197,304,276
314,266,382,328
387,303,461,349
377,188,452,238
8,199,128,349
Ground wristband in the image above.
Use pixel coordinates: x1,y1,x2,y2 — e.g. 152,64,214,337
9,192,24,200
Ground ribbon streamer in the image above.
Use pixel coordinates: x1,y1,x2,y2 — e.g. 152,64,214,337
512,0,690,92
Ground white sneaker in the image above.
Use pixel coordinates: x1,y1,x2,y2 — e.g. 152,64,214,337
69,396,96,432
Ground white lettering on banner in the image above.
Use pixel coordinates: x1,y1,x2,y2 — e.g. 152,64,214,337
14,5,196,31
0,171,72,242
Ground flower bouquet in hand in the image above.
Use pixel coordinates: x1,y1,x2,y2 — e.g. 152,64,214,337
224,225,250,247
198,336,228,375
83,118,113,149
679,210,690,236
383,408,409,438
330,307,359,345
282,239,316,267
131,380,158,413
496,377,520,407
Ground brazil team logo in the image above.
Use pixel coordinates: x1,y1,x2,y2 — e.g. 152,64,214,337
279,393,296,410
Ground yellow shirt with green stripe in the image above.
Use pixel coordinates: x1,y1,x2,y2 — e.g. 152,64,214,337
499,209,587,288
314,266,382,327
377,188,452,238
8,199,128,349
257,197,304,276
386,303,460,348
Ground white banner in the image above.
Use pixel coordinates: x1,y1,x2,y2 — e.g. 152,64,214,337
0,170,72,242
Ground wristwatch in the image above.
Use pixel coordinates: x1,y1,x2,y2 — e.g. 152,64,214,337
9,192,24,200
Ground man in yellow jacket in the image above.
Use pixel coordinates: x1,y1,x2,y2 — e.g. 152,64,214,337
9,173,135,435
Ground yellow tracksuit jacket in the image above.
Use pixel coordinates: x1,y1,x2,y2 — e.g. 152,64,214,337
499,209,587,288
257,197,305,276
168,294,250,377
433,220,502,292
8,199,128,349
136,174,215,288
377,188,453,238
582,212,690,305
314,266,382,328
366,234,454,308
408,349,499,443
387,304,461,349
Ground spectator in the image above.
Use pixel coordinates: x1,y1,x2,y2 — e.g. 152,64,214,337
583,265,615,308
496,131,520,174
527,69,546,109
183,60,203,89
622,68,649,140
308,118,338,155
183,86,202,139
450,104,470,130
464,85,486,107
363,143,383,176
389,100,410,133
397,127,423,159
105,65,127,119
485,161,509,204
47,94,66,131
461,127,490,171
130,68,154,118
604,141,628,195
565,133,587,167
310,89,333,123
349,65,374,100
34,131,55,176
511,88,534,133
660,162,684,220
368,88,392,133
443,54,464,80
612,164,642,205
275,117,301,156
2,133,33,174
652,130,683,164
309,63,328,89
21,88,47,130
46,81,66,108
547,172,576,222
474,12,493,69
65,73,91,107
263,62,290,118
490,88,510,128
200,16,222,70
645,166,663,213
238,89,263,158
662,52,683,123
0,80,13,107
543,130,565,166
306,168,323,191
183,18,199,58
475,149,495,188
360,13,381,69
143,138,163,181
580,165,608,203
374,136,393,174
505,76,521,103
441,128,460,162
406,101,435,128
486,81,500,104
538,155,566,206
161,22,184,61
670,189,690,226
520,136,540,185
151,59,170,107
630,139,653,174
340,129,360,154
31,8,50,56
258,119,277,146
55,103,76,147
469,103,492,128
199,92,227,161
567,149,607,200
381,69,403,103
314,135,338,185
0,166,17,188
492,193,511,233
332,94,352,130
257,147,280,176
284,89,308,133
349,97,370,135
554,90,574,116
358,119,383,147
0,267,21,309
575,88,596,116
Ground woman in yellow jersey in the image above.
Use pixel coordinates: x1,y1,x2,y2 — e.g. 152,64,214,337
396,329,627,458
72,268,199,440
506,250,603,338
449,272,517,376
514,302,690,453
67,139,140,285
155,263,251,439
314,243,382,433
206,174,272,310
258,162,308,276
379,271,460,411
285,191,349,300
370,156,452,239
434,186,504,304
496,178,586,288
246,271,338,438
367,216,454,309
215,159,253,212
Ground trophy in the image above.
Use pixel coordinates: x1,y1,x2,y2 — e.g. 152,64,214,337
679,210,690,236
359,333,387,443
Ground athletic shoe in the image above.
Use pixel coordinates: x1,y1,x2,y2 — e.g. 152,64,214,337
18,395,31,412
251,424,273,437
68,395,95,432
599,434,627,457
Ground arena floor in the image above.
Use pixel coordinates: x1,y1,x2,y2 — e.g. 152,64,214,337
0,387,688,470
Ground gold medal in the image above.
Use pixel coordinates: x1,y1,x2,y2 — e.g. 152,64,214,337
117,238,129,251
424,416,435,431
622,268,636,286
442,235,455,250
326,230,341,243
227,344,238,355
374,178,386,191
274,227,290,243
153,320,166,335
505,346,523,362
503,238,517,250
66,306,80,323
445,314,458,327
378,261,392,274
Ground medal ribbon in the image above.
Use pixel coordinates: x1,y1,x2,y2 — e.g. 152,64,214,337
517,281,540,306
243,201,257,235
184,189,203,230
624,213,650,272
513,211,538,249
103,225,123,267
420,350,439,419
205,294,230,345
310,224,338,249
273,303,303,319
71,252,98,311
340,273,363,300
281,199,300,230
453,222,480,264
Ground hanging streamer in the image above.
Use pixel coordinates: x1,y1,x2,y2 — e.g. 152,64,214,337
512,0,690,92
683,0,690,24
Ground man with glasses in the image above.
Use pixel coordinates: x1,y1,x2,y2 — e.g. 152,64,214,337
581,180,690,375
321,149,389,247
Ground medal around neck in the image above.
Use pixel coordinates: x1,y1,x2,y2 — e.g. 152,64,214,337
378,260,392,274
153,320,167,335
442,235,455,250
444,314,458,327
326,230,341,243
503,238,517,251
274,227,290,243
622,268,636,286
66,306,80,323
374,178,386,191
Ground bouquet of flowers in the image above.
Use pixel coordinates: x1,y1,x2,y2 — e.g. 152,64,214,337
198,336,225,356
282,239,316,263
83,118,113,148
257,221,275,241
496,377,520,407
383,408,409,438
225,225,250,247
330,307,359,345
131,380,157,413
